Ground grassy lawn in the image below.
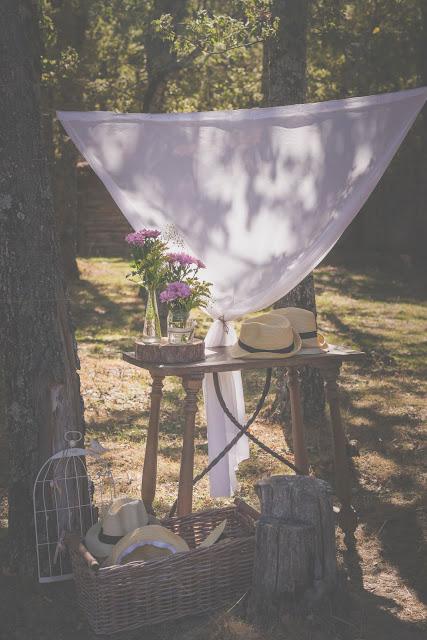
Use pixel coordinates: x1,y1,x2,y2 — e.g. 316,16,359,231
72,258,427,514
1,257,426,639
71,257,426,637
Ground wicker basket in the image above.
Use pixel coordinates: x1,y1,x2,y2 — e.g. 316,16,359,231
67,501,257,635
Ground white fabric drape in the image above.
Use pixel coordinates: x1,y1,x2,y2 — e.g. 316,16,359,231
58,87,427,496
203,320,248,497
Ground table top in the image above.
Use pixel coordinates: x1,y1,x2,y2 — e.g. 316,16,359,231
123,344,365,377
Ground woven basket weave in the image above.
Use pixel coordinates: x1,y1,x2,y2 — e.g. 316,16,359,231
67,503,257,635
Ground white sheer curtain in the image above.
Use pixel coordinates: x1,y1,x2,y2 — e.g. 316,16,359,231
58,86,427,496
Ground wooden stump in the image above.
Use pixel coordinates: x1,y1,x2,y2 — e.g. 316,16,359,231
250,475,337,626
135,338,205,364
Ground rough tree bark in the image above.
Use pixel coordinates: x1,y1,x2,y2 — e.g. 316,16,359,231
143,0,191,113
47,0,89,281
250,475,337,626
0,0,85,574
420,1,427,144
262,0,326,433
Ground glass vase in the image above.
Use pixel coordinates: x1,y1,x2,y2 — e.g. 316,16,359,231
167,309,195,345
142,286,162,344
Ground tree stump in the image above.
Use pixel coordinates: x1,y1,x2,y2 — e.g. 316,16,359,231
250,475,337,626
135,338,205,364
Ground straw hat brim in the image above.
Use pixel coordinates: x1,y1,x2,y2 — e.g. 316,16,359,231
299,340,329,355
199,519,227,548
103,525,190,567
231,329,302,359
298,333,329,353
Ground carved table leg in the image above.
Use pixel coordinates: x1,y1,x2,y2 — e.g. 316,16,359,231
323,363,358,548
177,373,204,517
286,367,309,474
141,374,164,509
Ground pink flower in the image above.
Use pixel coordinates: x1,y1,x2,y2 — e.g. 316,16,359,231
166,252,206,268
125,229,161,245
159,281,192,303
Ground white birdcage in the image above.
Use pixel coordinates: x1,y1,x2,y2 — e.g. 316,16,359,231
33,431,115,583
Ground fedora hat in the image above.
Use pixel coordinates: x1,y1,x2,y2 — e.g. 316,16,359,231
269,307,328,353
85,497,150,559
231,314,301,359
102,525,190,567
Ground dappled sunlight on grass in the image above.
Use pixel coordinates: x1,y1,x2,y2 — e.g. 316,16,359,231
73,257,427,630
316,264,427,376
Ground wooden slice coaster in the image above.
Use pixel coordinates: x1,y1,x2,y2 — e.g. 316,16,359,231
135,338,205,364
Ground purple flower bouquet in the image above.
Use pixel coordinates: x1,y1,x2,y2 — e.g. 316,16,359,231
126,230,211,344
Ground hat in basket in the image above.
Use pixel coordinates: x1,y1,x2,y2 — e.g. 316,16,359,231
269,307,328,353
231,314,301,359
85,497,150,559
199,519,227,548
102,524,190,567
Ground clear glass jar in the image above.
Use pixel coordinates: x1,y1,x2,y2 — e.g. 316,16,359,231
167,309,195,344
142,286,162,344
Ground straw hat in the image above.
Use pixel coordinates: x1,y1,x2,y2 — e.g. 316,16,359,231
269,307,328,353
102,525,190,567
85,497,150,559
231,314,301,359
199,519,227,548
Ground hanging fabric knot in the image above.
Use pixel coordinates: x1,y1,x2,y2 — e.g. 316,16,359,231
219,316,230,334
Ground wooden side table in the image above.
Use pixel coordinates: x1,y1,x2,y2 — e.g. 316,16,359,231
123,345,364,545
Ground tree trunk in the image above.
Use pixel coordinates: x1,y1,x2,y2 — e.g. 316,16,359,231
262,0,325,434
250,475,337,627
419,1,427,140
143,0,191,334
0,0,85,574
143,0,190,113
44,0,89,281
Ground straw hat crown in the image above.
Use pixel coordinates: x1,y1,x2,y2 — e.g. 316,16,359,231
102,497,149,536
231,314,301,359
85,497,150,559
269,307,328,353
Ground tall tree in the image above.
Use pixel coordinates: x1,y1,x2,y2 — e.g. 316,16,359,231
41,0,89,280
263,0,326,430
143,0,192,113
0,0,85,573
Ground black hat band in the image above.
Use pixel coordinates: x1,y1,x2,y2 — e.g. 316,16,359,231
98,528,123,545
299,330,318,340
238,339,295,354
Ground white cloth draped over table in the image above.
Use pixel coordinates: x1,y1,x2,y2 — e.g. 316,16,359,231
58,86,427,497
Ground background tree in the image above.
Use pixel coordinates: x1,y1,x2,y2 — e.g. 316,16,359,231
307,1,426,261
41,0,89,280
39,0,273,280
0,0,85,574
262,0,326,433
37,0,425,272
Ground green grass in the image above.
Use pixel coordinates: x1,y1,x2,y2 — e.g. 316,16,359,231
2,257,426,640
70,258,427,505
64,256,427,638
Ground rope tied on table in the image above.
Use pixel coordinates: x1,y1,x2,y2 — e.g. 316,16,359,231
168,369,301,517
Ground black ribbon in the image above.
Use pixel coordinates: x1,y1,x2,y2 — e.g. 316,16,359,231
98,528,123,545
299,330,318,340
238,339,295,354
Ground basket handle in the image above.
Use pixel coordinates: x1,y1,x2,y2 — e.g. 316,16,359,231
66,533,100,572
234,498,260,521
